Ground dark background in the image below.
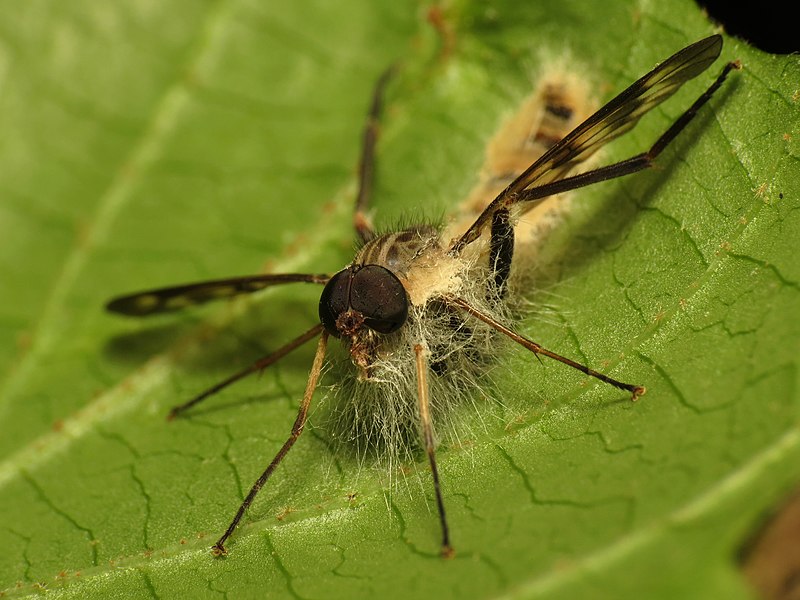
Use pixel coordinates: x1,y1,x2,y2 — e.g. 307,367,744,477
696,1,796,53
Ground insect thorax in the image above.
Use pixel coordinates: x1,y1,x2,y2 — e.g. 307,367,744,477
355,226,440,277
356,226,467,307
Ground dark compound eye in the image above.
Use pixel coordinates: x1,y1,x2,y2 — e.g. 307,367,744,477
319,269,352,337
350,265,408,334
318,265,409,337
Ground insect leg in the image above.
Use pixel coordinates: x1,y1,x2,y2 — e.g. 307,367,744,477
446,296,646,401
212,331,329,556
354,65,396,243
413,343,455,559
168,323,323,419
488,208,515,299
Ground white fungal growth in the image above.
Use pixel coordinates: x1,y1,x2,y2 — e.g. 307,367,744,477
324,229,513,468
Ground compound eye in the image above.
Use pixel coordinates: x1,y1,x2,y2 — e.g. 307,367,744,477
318,269,351,337
350,265,409,334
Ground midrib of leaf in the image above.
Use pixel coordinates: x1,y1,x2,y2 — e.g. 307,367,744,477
9,403,798,599
499,427,800,599
0,0,232,416
0,177,357,492
0,0,362,487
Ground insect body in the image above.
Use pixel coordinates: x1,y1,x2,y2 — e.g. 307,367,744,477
107,35,738,557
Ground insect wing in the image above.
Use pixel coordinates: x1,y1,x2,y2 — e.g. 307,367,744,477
106,273,329,316
452,35,723,250
508,35,723,195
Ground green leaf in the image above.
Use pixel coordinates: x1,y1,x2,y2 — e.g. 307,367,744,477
1,1,798,598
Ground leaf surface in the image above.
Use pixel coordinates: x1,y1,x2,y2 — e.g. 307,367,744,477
0,1,798,598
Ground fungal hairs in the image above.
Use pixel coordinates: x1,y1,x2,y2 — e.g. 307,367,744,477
324,233,512,472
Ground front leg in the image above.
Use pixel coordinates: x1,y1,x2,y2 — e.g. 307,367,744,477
488,207,514,299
